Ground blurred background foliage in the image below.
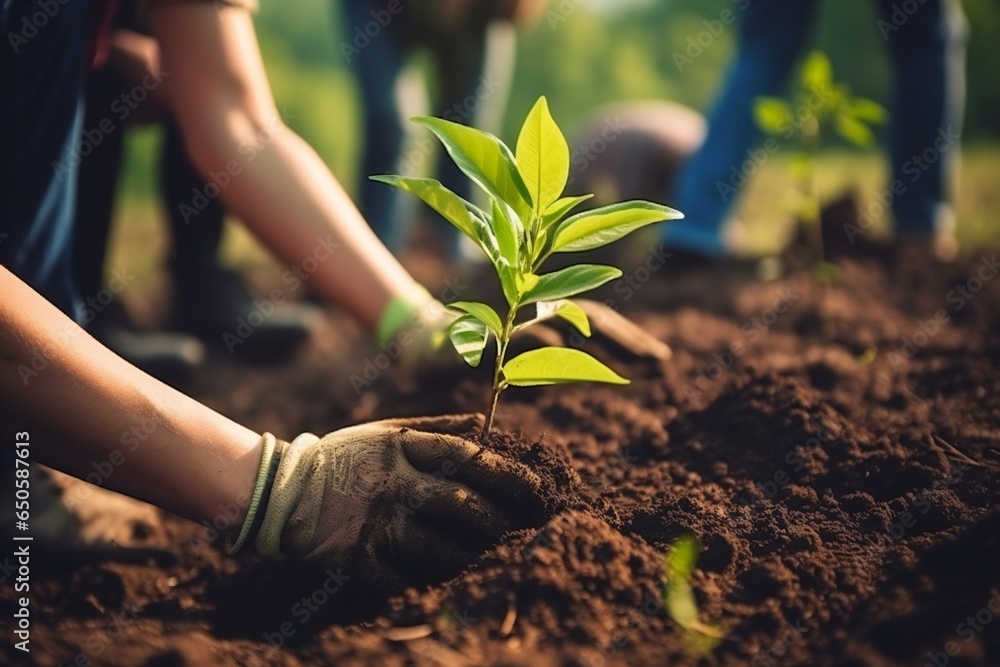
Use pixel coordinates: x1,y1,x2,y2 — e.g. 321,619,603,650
117,0,998,268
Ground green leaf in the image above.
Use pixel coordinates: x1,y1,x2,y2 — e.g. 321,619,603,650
491,259,522,307
542,194,594,229
467,205,503,266
521,264,622,305
802,51,832,94
835,113,875,148
790,152,813,181
535,299,591,337
492,198,521,269
370,176,480,243
448,301,503,336
449,315,489,368
517,273,540,295
753,97,792,136
849,97,888,125
815,261,839,286
552,200,683,253
663,535,725,648
516,96,570,214
503,347,628,387
414,116,532,220
666,534,698,591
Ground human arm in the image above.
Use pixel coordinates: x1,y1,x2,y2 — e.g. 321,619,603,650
0,266,262,534
0,268,542,580
147,5,428,331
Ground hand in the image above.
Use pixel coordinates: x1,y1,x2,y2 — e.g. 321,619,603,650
231,415,543,590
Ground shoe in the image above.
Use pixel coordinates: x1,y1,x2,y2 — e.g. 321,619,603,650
90,302,205,384
172,265,319,362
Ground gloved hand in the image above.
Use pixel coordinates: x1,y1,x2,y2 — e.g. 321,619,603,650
228,415,543,590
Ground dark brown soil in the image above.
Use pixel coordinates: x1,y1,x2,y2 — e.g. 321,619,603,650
4,240,1000,666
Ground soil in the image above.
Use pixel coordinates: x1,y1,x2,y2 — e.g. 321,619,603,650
3,233,999,666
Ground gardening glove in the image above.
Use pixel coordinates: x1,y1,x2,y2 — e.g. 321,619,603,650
375,292,462,390
228,415,543,590
376,293,564,389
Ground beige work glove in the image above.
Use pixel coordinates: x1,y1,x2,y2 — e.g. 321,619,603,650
229,415,543,590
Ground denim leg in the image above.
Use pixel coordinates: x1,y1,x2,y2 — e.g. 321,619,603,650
876,0,966,238
666,0,820,257
0,0,90,318
74,65,127,303
163,118,226,293
431,26,490,253
341,1,406,251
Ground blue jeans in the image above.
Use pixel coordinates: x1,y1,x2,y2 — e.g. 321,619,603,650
666,0,967,257
0,0,90,317
340,1,489,253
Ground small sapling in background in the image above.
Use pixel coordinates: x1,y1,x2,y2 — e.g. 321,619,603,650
374,97,682,437
663,534,724,653
754,51,887,285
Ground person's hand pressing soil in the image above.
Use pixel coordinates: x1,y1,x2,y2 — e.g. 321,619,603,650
229,415,544,590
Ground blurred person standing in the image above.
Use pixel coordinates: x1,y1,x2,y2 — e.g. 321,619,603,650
661,0,966,261
338,0,545,254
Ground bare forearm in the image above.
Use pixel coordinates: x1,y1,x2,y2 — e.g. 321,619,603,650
150,6,426,331
0,267,261,534
185,122,424,329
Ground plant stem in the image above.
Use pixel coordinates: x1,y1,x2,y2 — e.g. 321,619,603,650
803,127,824,268
482,305,518,440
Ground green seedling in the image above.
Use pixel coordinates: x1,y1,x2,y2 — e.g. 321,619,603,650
754,51,887,285
663,534,724,654
374,97,682,437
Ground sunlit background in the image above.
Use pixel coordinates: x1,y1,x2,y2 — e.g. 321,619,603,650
111,0,1000,295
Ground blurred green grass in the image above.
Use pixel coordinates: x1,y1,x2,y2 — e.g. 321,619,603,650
105,0,999,297
108,127,1000,300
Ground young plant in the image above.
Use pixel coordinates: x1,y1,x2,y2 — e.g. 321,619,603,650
663,534,724,653
754,51,887,285
373,97,682,438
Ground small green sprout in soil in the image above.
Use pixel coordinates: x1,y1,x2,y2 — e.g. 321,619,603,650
754,50,887,285
374,96,682,437
663,534,724,654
